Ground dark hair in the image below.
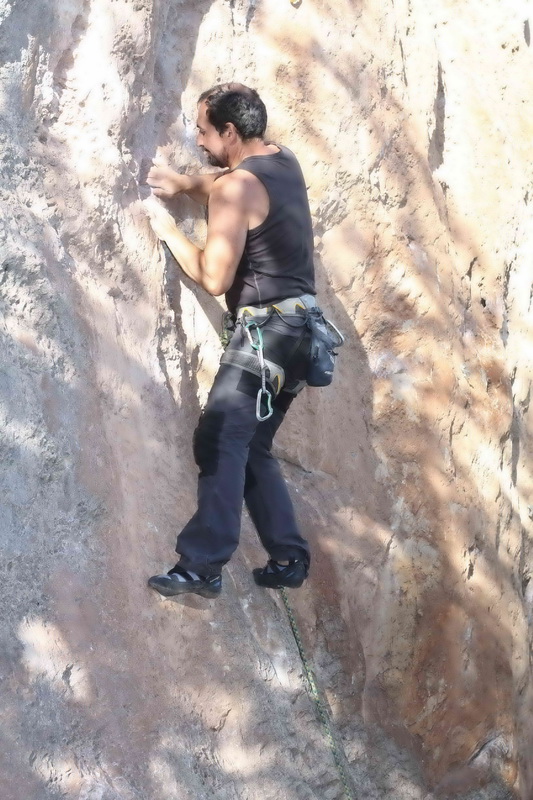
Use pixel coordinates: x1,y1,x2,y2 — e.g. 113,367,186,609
198,83,267,140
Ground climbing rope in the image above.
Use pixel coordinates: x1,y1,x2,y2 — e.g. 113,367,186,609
279,587,356,800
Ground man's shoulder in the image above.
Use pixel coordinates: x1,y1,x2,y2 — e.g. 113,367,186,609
211,167,264,201
208,169,256,208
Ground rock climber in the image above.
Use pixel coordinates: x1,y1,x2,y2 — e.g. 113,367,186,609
144,83,318,599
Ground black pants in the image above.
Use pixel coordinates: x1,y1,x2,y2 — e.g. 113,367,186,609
175,314,311,576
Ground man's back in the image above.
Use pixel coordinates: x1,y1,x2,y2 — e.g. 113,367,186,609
225,145,315,313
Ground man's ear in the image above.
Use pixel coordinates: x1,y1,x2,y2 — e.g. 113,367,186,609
223,122,239,140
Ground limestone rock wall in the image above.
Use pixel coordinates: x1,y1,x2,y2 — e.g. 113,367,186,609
1,1,532,798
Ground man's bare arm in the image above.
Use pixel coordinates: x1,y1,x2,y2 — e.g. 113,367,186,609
144,172,249,296
146,160,226,205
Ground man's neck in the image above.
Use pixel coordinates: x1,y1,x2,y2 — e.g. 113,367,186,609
228,139,277,169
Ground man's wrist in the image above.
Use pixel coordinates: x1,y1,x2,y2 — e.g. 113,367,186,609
172,173,194,197
160,220,179,241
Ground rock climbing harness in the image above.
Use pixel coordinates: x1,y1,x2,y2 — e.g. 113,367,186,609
221,295,344,422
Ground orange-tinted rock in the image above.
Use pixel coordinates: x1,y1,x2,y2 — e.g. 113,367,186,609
0,1,531,798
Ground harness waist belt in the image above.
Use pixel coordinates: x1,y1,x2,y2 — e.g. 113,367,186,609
236,294,317,320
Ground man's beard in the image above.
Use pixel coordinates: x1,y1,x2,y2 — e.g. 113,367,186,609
203,149,227,168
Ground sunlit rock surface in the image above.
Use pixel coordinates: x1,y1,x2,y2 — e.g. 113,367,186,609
1,1,532,798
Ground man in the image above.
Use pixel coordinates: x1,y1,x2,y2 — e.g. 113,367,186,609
145,83,316,599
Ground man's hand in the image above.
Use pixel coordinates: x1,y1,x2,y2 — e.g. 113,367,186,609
146,157,184,201
143,195,177,240
145,156,225,206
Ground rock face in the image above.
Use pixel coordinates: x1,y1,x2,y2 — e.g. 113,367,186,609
1,0,532,798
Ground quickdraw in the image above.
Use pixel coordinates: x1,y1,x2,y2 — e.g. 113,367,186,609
243,318,274,422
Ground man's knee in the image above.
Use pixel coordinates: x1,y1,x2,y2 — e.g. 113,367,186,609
193,410,224,474
193,406,256,473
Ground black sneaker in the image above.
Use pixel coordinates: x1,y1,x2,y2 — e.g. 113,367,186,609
253,559,308,589
148,564,222,598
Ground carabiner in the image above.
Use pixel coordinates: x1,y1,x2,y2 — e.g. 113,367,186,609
256,387,273,421
245,320,263,351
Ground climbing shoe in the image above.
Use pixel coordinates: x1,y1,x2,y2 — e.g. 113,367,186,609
148,564,222,599
253,559,308,589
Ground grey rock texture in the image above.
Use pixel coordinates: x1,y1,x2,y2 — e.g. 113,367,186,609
1,0,532,798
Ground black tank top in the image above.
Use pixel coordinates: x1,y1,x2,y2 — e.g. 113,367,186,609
225,145,316,313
